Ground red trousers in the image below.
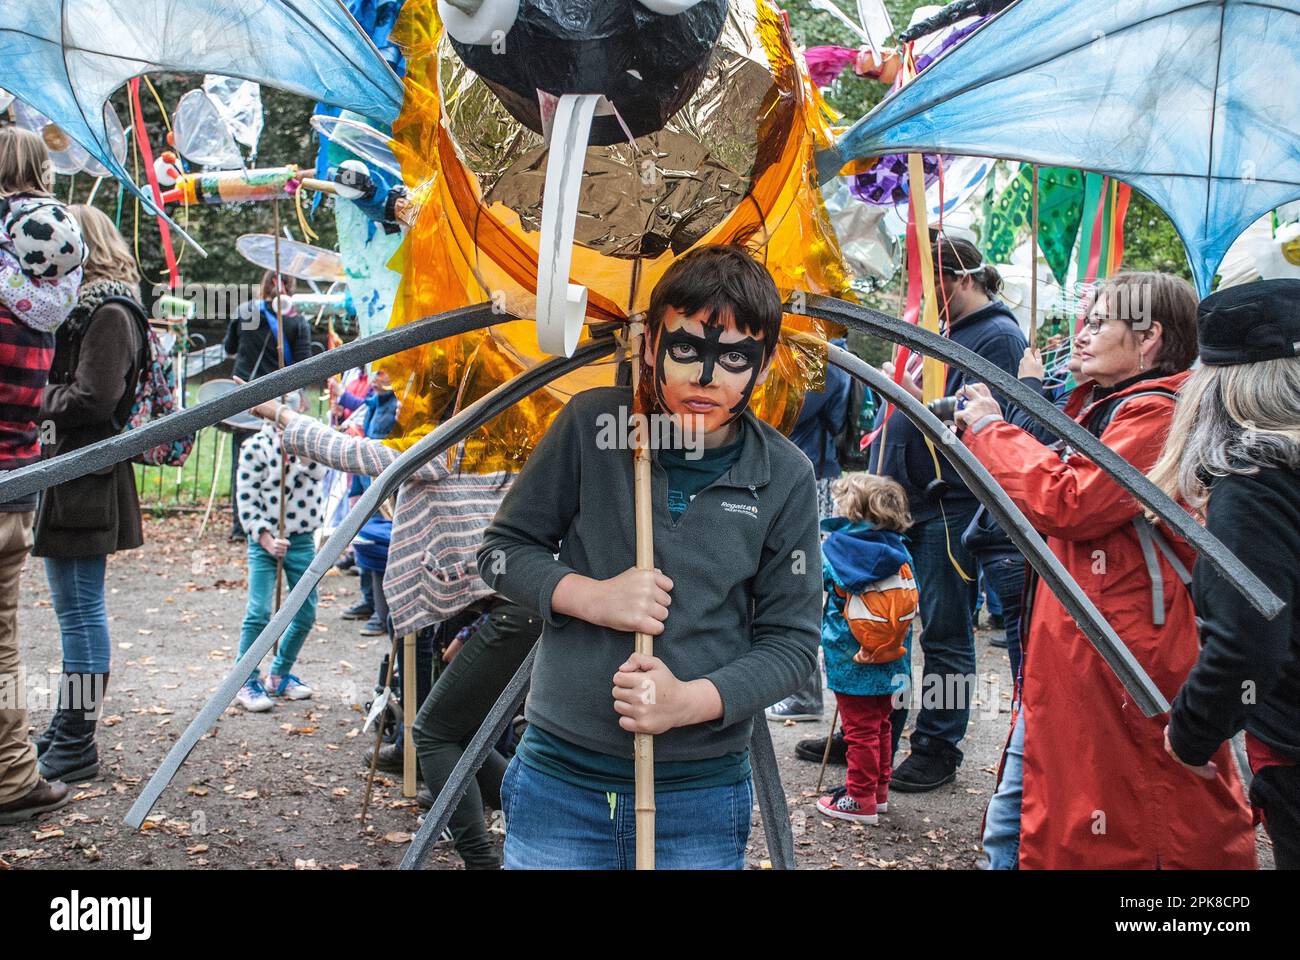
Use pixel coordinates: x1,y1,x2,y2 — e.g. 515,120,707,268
836,692,894,805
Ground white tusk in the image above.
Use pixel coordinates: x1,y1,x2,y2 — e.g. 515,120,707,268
535,93,600,357
637,0,706,13
438,0,518,45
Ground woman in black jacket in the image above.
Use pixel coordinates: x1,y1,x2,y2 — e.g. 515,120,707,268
31,204,146,784
222,270,310,538
1155,279,1300,869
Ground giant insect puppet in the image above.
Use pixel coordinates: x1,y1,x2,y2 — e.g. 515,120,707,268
0,0,1284,870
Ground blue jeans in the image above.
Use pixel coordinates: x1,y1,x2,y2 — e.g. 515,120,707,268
907,507,979,754
43,555,110,673
500,756,753,870
239,533,317,680
982,707,1025,869
979,554,1026,685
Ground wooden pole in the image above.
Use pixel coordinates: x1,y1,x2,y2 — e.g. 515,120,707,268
629,318,655,870
271,201,288,657
1030,165,1040,345
815,702,840,794
403,633,417,799
361,631,401,823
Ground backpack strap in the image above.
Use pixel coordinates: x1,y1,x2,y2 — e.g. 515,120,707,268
97,296,151,431
1131,517,1193,626
1083,387,1178,438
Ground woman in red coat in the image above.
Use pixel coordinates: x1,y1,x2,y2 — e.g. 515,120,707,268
955,272,1255,869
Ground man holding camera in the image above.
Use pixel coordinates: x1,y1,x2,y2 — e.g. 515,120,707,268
868,234,1027,791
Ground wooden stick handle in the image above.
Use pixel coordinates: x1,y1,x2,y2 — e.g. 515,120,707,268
403,633,417,798
629,320,656,870
1030,165,1040,345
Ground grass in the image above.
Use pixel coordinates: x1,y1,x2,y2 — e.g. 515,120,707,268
135,383,327,509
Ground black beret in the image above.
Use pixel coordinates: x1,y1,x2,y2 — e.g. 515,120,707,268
1198,279,1300,365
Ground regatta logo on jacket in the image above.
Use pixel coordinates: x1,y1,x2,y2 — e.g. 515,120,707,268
720,500,758,519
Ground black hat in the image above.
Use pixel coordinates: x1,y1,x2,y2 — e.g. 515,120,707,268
1198,279,1300,365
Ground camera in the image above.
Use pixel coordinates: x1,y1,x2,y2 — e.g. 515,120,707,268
926,395,965,423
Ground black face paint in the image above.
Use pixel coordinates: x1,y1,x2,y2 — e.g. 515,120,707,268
654,323,766,420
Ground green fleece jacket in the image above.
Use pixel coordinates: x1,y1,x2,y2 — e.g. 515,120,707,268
478,386,821,763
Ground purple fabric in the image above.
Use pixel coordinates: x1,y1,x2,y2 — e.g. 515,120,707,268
848,17,989,206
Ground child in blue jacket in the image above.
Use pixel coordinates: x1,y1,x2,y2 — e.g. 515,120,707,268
817,473,917,825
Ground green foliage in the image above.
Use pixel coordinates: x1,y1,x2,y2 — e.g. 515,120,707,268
1118,191,1192,280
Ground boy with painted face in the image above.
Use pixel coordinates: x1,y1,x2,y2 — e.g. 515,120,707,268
479,245,821,869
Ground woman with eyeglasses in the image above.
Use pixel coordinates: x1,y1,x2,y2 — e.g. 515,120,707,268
953,271,1255,869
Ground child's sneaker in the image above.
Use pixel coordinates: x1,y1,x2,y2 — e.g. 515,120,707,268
236,678,274,713
816,786,879,825
268,674,313,700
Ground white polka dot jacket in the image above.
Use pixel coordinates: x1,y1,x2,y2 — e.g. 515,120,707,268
280,414,514,636
237,424,328,542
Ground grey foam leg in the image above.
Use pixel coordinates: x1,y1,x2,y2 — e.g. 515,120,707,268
124,338,615,829
808,295,1283,621
750,717,796,870
400,644,537,870
829,344,1167,715
0,304,504,506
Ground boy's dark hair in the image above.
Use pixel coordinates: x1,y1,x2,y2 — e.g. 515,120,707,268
646,245,784,362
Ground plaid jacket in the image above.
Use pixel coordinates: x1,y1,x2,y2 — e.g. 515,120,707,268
282,415,512,636
0,306,55,509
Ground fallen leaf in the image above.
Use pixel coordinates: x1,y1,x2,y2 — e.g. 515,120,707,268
382,831,414,844
186,786,209,797
186,844,209,855
101,715,123,727
293,858,320,870
339,863,360,871
236,790,259,800
33,828,64,842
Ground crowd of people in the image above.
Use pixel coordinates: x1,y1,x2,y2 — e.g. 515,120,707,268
0,118,1293,869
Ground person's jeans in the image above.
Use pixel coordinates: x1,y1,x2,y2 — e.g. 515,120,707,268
982,707,1025,869
907,507,979,756
411,600,540,869
239,533,317,680
837,692,894,806
0,512,37,804
979,554,1026,685
43,554,111,673
501,757,753,870
977,570,1003,618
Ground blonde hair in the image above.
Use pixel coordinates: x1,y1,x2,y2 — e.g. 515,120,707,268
0,126,53,196
1149,356,1300,516
831,473,913,532
68,204,141,286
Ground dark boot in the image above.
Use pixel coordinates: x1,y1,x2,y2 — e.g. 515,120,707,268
34,712,63,757
38,672,107,783
795,731,848,765
33,672,76,756
891,740,962,793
